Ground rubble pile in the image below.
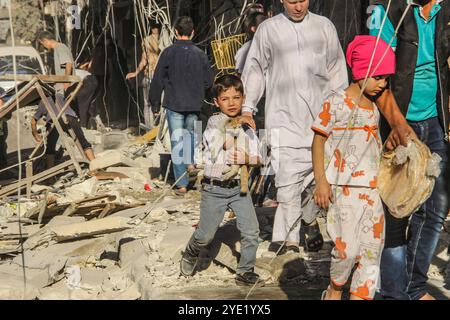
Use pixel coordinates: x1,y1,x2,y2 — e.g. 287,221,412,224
0,128,449,300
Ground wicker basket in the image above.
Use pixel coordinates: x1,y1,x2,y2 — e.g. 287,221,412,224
211,34,246,70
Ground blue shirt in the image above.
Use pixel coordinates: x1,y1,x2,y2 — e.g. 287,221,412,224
369,2,440,122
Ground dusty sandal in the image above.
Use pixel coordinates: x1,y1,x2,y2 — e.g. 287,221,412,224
302,220,324,252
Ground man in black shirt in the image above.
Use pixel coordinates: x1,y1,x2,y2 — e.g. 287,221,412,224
150,16,213,194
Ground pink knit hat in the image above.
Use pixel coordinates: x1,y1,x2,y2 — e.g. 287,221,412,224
346,35,396,80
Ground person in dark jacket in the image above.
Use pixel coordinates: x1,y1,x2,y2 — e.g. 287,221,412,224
369,0,449,300
150,16,214,194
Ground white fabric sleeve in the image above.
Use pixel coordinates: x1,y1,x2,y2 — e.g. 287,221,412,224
241,23,270,115
325,21,349,94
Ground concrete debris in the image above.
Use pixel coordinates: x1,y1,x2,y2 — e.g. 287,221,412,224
47,216,86,227
158,224,194,261
0,274,40,300
89,150,140,171
1,127,448,300
23,217,131,250
57,178,98,204
106,167,151,182
119,238,148,268
30,184,53,193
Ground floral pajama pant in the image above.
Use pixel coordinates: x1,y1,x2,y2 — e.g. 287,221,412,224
327,186,385,300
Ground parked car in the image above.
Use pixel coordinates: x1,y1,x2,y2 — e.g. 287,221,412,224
0,46,46,92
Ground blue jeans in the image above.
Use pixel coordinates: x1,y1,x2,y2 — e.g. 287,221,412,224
166,109,198,188
185,184,260,274
380,117,449,300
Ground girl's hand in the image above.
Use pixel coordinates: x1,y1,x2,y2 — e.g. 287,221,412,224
314,181,333,210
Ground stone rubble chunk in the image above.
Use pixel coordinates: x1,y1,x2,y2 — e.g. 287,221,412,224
158,224,194,261
59,178,98,204
30,184,53,193
47,216,86,227
0,275,40,300
23,217,131,250
118,238,148,268
80,268,108,291
106,167,151,182
89,150,140,171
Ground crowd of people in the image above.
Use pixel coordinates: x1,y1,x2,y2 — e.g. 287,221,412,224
179,0,448,300
1,0,448,300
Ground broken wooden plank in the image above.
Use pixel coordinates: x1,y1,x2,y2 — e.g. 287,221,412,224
0,161,75,199
98,203,116,219
0,74,81,83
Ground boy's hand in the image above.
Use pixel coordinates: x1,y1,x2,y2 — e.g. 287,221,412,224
314,181,333,210
228,148,249,165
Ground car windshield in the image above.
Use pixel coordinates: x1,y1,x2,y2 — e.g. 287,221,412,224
0,55,42,75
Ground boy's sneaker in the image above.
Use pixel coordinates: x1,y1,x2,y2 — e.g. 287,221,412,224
235,272,265,287
180,250,199,277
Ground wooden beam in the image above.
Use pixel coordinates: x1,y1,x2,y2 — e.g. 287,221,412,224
0,78,38,119
0,160,74,198
35,84,83,175
0,74,81,83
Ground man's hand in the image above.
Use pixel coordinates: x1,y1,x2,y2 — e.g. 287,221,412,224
385,122,417,151
228,148,250,165
32,131,42,143
79,62,90,71
314,181,333,210
240,111,256,130
375,89,418,150
126,72,137,80
63,83,71,90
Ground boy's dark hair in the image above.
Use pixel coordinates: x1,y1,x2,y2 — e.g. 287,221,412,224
212,74,244,98
150,21,162,31
243,12,267,40
38,31,55,41
174,16,194,37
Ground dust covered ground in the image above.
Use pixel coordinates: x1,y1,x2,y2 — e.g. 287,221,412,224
0,115,449,300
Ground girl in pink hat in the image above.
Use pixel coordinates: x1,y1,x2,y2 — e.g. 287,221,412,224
311,35,396,300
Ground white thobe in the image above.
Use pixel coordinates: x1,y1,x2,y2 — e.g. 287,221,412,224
241,12,348,243
235,41,252,74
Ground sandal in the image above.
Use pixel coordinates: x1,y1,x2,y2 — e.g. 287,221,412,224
174,187,188,196
285,245,300,253
268,242,287,256
302,219,324,252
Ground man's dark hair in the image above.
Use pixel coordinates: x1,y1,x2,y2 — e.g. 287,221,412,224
243,12,267,40
38,30,55,41
212,74,244,98
174,16,194,37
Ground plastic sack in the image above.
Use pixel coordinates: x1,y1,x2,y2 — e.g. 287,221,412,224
377,138,441,219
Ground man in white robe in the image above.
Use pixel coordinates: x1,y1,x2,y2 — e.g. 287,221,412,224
241,0,348,248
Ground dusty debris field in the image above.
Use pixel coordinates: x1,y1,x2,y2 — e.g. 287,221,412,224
0,127,449,300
